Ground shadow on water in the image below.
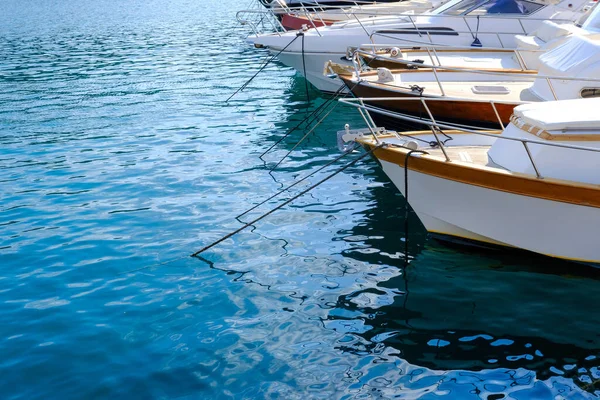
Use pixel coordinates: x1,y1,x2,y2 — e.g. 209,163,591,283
221,56,600,396
320,168,600,394
252,73,366,154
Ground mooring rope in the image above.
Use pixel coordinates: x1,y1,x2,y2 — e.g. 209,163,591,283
261,47,386,162
190,144,384,258
267,53,384,170
301,33,310,114
237,147,355,220
259,83,347,160
269,99,340,171
402,148,429,265
226,33,301,102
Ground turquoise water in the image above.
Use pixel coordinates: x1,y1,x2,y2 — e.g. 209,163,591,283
0,0,598,398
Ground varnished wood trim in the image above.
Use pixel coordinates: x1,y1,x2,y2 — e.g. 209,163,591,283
359,138,600,208
356,66,538,75
338,74,517,126
510,115,600,142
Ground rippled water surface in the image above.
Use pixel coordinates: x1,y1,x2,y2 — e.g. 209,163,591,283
1,0,599,398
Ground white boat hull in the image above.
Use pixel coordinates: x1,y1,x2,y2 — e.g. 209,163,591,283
276,49,349,92
248,1,592,92
378,158,600,264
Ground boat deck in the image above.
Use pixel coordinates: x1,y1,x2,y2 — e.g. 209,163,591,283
369,80,537,102
421,145,508,170
368,50,522,70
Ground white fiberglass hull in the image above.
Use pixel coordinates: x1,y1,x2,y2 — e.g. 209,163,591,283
253,28,525,91
247,3,590,92
378,158,600,265
275,49,349,92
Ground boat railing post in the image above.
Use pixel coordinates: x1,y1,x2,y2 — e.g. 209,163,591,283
517,18,527,35
272,12,286,35
489,101,505,129
352,52,362,76
431,46,442,66
359,98,379,129
513,49,527,70
430,64,446,97
424,47,436,66
546,78,559,100
462,16,474,39
357,99,380,143
247,19,260,36
299,5,321,35
315,10,327,27
408,15,421,37
420,98,451,162
496,33,505,48
306,12,321,34
522,141,543,179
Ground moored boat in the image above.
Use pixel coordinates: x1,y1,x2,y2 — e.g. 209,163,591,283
331,33,600,128
350,18,586,71
276,0,451,30
246,0,594,93
339,96,600,266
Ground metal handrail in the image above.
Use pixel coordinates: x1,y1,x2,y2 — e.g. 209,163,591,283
237,9,288,36
366,13,576,47
237,5,582,37
352,44,546,70
339,96,600,180
348,55,600,102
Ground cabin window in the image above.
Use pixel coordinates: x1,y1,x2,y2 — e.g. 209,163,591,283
580,88,600,98
444,0,487,15
444,0,544,15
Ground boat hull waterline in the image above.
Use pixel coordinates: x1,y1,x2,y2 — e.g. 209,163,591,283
359,137,600,266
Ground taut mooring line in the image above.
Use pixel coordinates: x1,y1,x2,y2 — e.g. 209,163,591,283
259,83,347,160
237,147,355,220
267,54,381,170
118,254,190,276
403,148,429,266
190,144,383,258
226,33,302,103
301,32,310,115
270,100,339,171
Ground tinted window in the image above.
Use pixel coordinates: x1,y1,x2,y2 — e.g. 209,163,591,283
443,0,488,15
443,0,544,15
468,0,545,15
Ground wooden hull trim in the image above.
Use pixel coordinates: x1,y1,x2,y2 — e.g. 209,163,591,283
359,139,600,208
339,76,517,128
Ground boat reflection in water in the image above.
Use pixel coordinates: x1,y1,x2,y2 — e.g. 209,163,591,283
322,168,599,398
232,65,599,397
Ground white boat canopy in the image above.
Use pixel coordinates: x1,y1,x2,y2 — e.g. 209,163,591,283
513,97,600,132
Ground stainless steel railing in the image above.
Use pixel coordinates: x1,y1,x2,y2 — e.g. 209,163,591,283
339,96,600,179
238,4,585,38
351,43,549,70
343,53,600,102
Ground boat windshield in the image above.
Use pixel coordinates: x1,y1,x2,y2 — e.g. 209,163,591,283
443,0,545,15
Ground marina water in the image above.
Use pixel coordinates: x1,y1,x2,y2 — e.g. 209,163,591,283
0,0,598,398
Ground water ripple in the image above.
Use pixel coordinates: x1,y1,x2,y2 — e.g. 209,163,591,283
0,0,598,399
